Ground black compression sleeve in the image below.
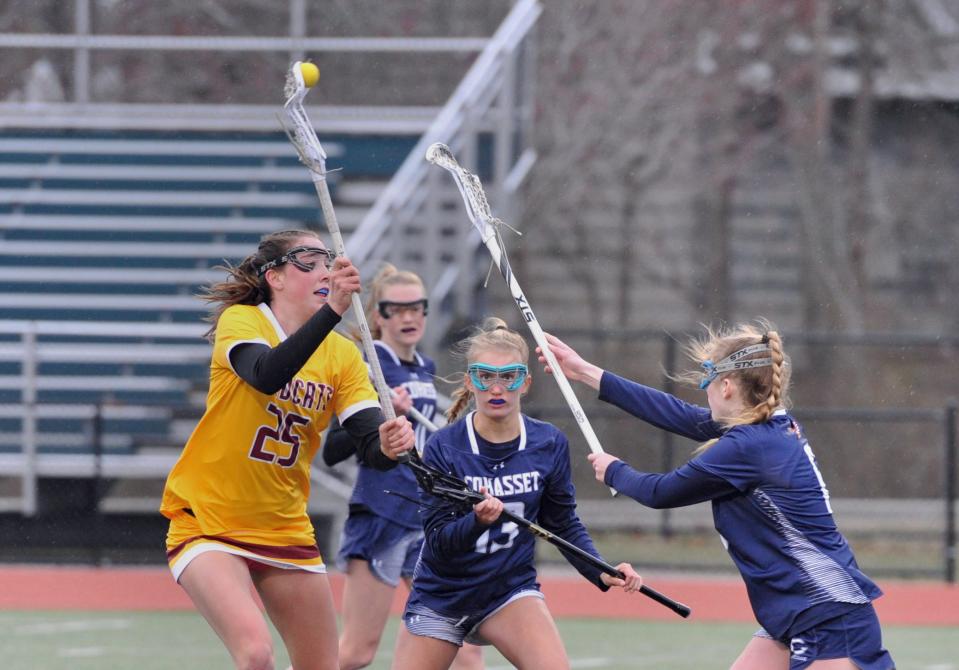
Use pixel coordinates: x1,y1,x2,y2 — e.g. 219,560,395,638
321,418,356,467
339,407,397,471
229,304,342,395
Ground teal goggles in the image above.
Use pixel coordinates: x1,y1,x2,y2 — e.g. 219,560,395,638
699,344,772,389
467,363,528,391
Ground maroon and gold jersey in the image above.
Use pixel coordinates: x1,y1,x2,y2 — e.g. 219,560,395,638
161,303,378,578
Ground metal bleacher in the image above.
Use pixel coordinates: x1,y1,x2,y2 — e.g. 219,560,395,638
0,131,367,322
0,130,404,515
0,0,542,522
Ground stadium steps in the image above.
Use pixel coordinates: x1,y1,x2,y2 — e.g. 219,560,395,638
0,320,210,507
0,129,411,515
0,130,395,324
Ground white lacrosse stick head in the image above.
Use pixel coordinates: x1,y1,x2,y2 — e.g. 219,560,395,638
425,142,456,170
283,61,309,107
425,142,495,233
282,61,327,171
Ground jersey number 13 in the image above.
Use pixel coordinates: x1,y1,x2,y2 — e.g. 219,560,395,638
475,501,524,555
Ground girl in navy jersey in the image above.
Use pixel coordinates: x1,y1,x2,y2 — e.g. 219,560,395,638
392,318,643,670
322,264,483,670
538,321,895,670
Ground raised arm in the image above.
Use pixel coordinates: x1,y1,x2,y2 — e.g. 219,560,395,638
230,305,342,395
536,333,604,390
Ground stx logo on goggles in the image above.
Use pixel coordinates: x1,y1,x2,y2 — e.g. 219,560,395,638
699,343,772,389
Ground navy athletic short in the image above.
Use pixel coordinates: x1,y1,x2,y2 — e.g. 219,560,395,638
335,511,423,587
757,604,895,670
403,588,543,647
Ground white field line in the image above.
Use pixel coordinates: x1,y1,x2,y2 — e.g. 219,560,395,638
58,647,106,658
14,618,130,635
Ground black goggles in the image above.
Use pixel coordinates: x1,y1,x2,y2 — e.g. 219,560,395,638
377,299,429,319
258,246,336,277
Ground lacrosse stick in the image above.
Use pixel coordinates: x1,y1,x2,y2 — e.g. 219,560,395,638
426,143,615,494
391,455,691,619
405,402,440,433
388,387,439,433
281,62,405,455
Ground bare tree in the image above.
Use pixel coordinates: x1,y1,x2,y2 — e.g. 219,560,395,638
521,2,703,333
521,0,954,338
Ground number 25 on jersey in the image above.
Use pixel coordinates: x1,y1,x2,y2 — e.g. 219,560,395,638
250,402,309,467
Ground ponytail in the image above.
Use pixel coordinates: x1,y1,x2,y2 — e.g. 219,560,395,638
685,319,792,453
201,229,318,341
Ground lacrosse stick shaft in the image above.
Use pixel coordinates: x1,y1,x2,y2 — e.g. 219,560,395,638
311,176,395,421
426,143,614,494
387,387,439,432
282,62,411,461
401,457,688,617
482,239,604,454
485,239,615,496
500,508,690,617
407,404,439,432
281,67,394,423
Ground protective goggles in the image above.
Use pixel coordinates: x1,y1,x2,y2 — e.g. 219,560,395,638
258,246,336,277
467,363,528,391
378,299,429,319
699,343,772,389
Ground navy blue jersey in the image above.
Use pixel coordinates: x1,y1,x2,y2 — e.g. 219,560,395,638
599,371,883,639
349,341,438,528
410,412,607,617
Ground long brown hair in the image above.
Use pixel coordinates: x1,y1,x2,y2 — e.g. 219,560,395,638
446,317,530,422
200,229,320,341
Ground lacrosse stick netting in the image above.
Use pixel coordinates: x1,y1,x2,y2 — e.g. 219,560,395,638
397,454,690,618
280,62,396,424
425,144,613,480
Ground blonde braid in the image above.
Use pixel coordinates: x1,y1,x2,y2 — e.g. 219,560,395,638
688,320,792,453
446,384,473,422
764,331,785,419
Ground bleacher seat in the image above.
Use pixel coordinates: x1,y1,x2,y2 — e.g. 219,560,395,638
0,130,407,323
0,128,412,511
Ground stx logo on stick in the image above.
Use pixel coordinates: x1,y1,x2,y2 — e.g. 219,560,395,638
514,293,535,323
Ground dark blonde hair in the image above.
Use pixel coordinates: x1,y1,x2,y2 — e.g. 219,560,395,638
677,318,791,432
364,263,426,339
446,317,530,422
201,229,320,341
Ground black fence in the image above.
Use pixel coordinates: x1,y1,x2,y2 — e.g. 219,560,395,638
3,329,956,581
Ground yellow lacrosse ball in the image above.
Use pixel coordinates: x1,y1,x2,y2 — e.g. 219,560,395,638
300,62,320,88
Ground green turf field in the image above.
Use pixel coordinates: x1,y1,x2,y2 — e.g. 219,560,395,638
0,611,955,669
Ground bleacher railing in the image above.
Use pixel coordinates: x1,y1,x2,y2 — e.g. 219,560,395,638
349,0,541,352
0,0,484,133
1,0,541,348
0,320,207,516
